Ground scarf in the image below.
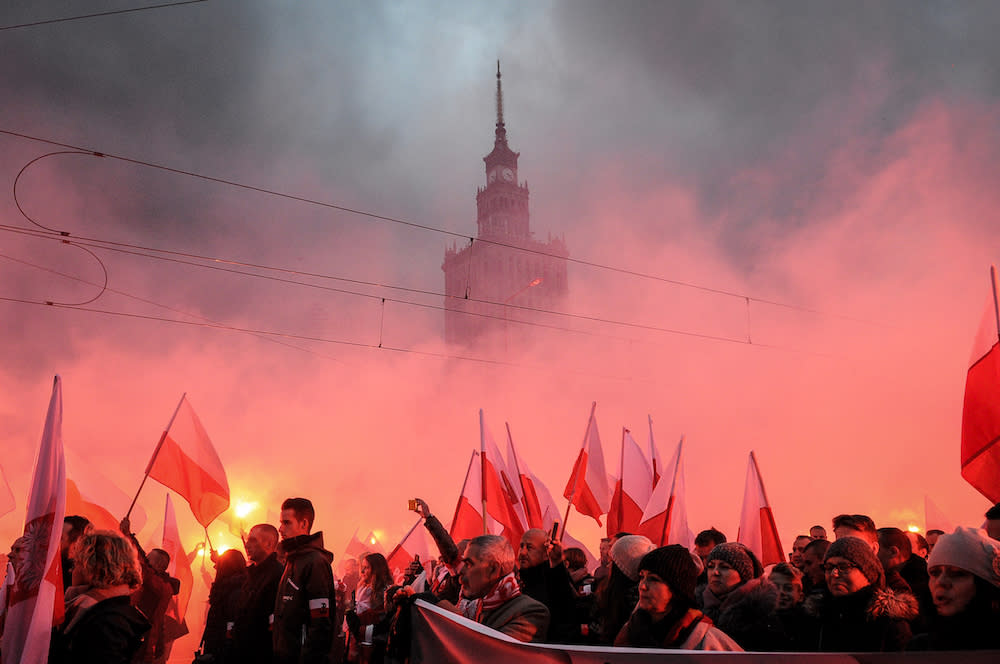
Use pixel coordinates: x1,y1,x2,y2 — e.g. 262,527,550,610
458,572,521,622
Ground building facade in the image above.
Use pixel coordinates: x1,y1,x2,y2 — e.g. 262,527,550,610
442,64,569,348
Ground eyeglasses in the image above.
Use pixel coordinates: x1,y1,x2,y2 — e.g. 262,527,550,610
823,562,857,575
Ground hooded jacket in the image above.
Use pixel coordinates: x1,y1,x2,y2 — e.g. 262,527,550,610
50,592,150,664
273,532,335,664
808,584,919,652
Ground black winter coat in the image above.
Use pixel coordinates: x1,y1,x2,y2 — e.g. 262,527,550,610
49,594,150,664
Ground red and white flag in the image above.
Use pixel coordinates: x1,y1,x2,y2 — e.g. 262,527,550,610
386,518,434,582
449,451,502,543
563,403,611,527
506,428,545,530
0,463,14,519
924,495,956,534
145,394,229,528
64,446,148,533
737,451,784,566
648,416,663,488
481,412,526,546
607,429,654,537
637,436,692,547
344,528,368,560
161,494,192,640
961,271,1000,504
1,376,66,664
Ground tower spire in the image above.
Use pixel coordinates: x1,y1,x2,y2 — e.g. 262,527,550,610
495,60,507,145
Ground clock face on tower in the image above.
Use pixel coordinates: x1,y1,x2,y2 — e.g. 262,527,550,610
502,168,514,182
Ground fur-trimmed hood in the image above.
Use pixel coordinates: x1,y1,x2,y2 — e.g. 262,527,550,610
807,584,919,623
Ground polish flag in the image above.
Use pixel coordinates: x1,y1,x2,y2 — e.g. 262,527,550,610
607,429,654,537
648,416,663,488
0,463,14,518
145,394,229,528
1,376,66,664
563,403,611,527
386,518,434,582
481,412,525,546
924,495,956,534
737,451,785,566
64,446,147,533
506,428,544,530
362,530,386,556
344,528,369,560
161,494,193,629
961,271,1000,504
449,451,502,543
638,436,692,547
506,436,561,533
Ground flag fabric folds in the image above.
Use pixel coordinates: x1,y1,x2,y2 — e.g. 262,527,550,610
563,403,611,527
161,494,193,638
386,518,434,582
607,429,654,537
647,416,662,488
449,451,502,543
0,464,14,518
65,446,147,534
961,284,1000,504
344,529,369,560
637,437,692,547
506,430,551,531
481,414,526,546
146,394,230,528
924,495,955,534
737,451,784,566
1,376,67,664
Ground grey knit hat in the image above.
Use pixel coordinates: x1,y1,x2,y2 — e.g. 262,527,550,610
706,542,763,583
824,536,885,588
639,545,699,604
927,527,1000,587
610,535,656,582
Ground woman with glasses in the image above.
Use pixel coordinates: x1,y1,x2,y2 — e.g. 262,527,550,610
908,527,1000,651
814,536,918,651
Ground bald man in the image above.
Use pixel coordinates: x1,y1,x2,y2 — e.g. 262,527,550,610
517,528,578,643
233,524,283,664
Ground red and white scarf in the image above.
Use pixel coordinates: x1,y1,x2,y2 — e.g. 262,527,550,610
457,572,521,622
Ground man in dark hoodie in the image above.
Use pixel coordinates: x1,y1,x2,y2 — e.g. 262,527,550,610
233,523,283,664
273,497,335,664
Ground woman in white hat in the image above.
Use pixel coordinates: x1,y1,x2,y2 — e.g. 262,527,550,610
909,526,1000,650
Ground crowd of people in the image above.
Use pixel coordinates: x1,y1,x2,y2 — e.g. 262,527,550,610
4,499,1000,662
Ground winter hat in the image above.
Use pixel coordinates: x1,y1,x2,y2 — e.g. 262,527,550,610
824,536,885,588
706,542,763,583
927,526,1000,587
610,535,656,582
638,545,699,604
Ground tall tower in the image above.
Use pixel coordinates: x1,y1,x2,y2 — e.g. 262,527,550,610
442,63,569,348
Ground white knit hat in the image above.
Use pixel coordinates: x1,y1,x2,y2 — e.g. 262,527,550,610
927,526,1000,587
610,535,655,582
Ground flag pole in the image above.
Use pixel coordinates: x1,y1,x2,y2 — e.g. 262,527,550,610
449,450,478,536
658,436,683,546
479,409,488,536
991,265,1000,342
648,415,658,485
562,401,597,541
204,526,214,553
126,393,186,520
612,427,626,537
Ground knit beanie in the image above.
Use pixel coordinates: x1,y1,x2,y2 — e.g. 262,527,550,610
610,535,656,582
824,536,885,588
638,545,699,604
927,526,1000,587
706,542,763,583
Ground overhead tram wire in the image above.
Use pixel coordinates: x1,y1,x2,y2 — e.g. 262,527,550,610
0,128,884,327
0,222,780,350
0,228,843,360
0,0,209,32
0,250,346,363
